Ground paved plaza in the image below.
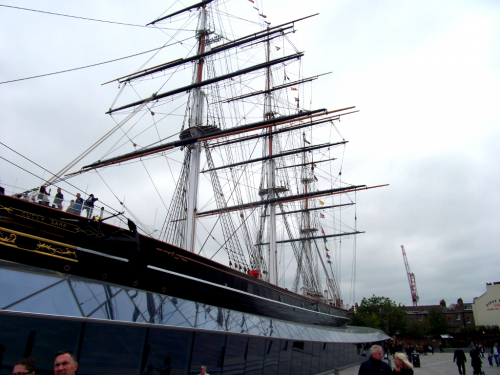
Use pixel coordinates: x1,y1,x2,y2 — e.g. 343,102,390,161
339,352,500,375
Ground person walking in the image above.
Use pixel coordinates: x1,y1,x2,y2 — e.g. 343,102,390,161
393,353,413,374
492,343,500,367
358,345,392,375
453,348,467,375
470,346,482,375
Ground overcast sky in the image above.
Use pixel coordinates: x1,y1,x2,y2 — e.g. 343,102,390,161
1,0,499,309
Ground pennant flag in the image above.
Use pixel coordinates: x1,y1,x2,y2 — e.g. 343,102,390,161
325,253,331,259
312,163,317,167
294,97,299,102
303,135,311,144
321,228,325,236
320,213,325,218
314,175,318,181
285,74,290,80
253,6,259,10
323,237,327,243
324,245,329,251
291,87,298,91
275,46,281,51
327,260,332,264
248,0,254,2
259,14,267,18
319,200,324,205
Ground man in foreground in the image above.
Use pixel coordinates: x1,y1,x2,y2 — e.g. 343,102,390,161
54,351,78,375
358,345,392,375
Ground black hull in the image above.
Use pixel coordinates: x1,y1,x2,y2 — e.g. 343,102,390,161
0,194,349,327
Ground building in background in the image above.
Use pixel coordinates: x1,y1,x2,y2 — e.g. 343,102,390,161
405,298,475,333
472,282,500,326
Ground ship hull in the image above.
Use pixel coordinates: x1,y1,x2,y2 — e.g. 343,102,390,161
0,194,349,327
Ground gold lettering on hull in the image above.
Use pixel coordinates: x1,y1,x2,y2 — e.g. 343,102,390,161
36,242,77,259
0,205,95,236
0,227,78,263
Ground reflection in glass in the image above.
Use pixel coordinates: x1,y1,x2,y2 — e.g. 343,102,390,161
222,335,247,375
147,328,193,374
79,323,145,375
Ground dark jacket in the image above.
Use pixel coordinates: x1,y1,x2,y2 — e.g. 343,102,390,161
358,356,392,375
392,368,413,375
470,349,482,368
454,349,467,364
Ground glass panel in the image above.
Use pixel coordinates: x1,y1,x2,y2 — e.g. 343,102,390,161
78,322,146,375
290,342,303,375
0,262,390,344
0,314,81,373
244,337,265,375
311,342,321,374
70,281,119,317
263,339,279,375
319,342,328,373
222,335,248,375
326,343,334,370
332,343,340,368
0,267,61,309
8,280,82,317
146,328,193,374
277,340,292,375
85,289,125,320
300,342,312,375
190,332,226,375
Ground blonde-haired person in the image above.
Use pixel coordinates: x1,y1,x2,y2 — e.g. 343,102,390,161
393,352,414,374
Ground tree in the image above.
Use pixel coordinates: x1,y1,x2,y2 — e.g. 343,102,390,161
427,306,449,334
350,295,408,336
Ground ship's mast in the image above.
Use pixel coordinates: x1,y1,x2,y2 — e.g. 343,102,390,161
264,27,278,285
184,5,208,252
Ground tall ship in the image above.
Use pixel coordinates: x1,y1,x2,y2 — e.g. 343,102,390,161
0,1,389,374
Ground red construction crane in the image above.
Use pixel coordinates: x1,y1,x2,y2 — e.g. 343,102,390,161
401,245,419,306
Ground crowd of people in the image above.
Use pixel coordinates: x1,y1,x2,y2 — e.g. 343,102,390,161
19,186,100,218
358,342,499,375
454,342,500,375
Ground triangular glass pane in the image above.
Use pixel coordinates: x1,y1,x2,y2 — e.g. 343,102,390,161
8,280,82,317
86,288,125,320
0,267,62,309
105,288,139,322
70,280,119,316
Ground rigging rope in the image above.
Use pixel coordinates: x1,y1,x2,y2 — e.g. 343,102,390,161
0,4,196,30
0,37,195,85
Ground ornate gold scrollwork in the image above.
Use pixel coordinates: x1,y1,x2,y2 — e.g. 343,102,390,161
0,205,14,214
36,242,77,259
0,231,16,245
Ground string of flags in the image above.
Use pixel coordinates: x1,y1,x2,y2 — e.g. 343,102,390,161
248,1,268,20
